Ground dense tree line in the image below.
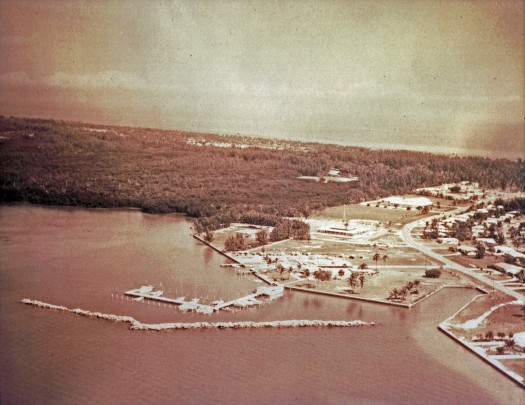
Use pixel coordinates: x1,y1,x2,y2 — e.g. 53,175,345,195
270,219,310,241
224,233,246,252
495,197,525,213
0,116,523,231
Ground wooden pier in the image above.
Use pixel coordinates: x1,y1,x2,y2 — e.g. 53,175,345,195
124,284,284,314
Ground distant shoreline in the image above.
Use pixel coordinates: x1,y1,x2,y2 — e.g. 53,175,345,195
1,113,523,161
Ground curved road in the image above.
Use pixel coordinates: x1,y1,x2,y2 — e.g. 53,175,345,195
401,213,524,301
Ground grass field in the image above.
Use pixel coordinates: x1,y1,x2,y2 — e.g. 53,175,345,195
432,248,457,255
292,266,468,304
249,226,478,305
500,360,525,378
252,236,437,267
448,254,501,269
447,292,523,338
313,203,432,225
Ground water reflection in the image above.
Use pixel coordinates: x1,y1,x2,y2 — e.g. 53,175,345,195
345,302,356,315
203,246,213,265
311,298,323,310
302,297,310,308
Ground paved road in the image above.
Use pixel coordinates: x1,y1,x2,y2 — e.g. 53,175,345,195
400,213,524,301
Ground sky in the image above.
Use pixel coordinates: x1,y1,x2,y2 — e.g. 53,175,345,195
0,0,523,158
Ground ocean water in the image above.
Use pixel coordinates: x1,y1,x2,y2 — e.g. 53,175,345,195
0,205,522,404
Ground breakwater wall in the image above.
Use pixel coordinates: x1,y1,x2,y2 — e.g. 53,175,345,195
21,299,374,331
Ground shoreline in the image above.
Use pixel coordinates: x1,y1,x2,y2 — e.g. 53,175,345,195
438,323,525,390
194,234,477,309
195,229,525,388
0,200,187,216
438,293,525,389
4,114,523,161
7,203,525,389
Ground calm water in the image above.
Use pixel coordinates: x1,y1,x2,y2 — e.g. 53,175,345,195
0,204,523,404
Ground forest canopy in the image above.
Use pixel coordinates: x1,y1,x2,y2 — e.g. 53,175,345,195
0,116,523,231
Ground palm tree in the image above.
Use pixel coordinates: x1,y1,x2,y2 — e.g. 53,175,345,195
372,253,381,271
358,263,368,270
504,338,516,353
348,272,359,291
382,254,389,267
359,273,365,288
204,229,214,243
513,237,521,251
388,288,400,301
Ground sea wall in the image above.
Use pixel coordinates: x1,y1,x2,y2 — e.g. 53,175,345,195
192,234,242,264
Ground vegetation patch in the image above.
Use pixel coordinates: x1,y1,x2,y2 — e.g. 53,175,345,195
1,116,523,234
425,269,442,278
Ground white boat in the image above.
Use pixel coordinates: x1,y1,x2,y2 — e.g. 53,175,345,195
136,285,154,294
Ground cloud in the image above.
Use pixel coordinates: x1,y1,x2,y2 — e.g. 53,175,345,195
0,35,27,45
0,70,159,91
0,71,36,86
44,70,149,89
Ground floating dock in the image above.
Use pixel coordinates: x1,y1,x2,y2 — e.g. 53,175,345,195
125,284,284,315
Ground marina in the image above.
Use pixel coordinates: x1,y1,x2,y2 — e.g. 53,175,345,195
124,284,284,315
2,205,523,404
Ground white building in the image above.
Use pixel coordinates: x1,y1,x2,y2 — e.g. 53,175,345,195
494,246,525,259
382,196,432,208
437,237,459,245
476,238,497,246
458,245,477,255
490,262,524,276
319,227,368,237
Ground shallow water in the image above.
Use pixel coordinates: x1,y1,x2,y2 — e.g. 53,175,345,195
0,204,522,404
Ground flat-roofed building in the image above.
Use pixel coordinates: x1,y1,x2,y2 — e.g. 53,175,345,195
489,262,524,276
476,237,497,246
383,196,432,208
494,246,525,258
437,237,459,245
458,245,477,255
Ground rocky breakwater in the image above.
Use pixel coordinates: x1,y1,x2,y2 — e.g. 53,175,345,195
21,299,374,331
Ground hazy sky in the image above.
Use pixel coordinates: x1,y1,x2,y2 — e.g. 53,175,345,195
1,0,523,157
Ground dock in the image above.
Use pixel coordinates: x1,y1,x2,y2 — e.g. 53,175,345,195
125,284,284,315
